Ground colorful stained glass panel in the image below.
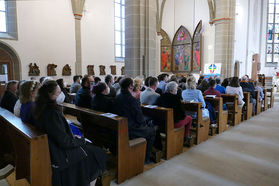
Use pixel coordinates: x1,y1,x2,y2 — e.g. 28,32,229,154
172,45,191,71
274,44,279,53
267,34,273,43
267,44,273,54
275,33,279,42
268,24,274,33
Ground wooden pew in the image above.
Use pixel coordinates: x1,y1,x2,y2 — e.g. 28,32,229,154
243,92,253,120
204,97,228,134
60,103,146,184
181,102,210,145
141,106,184,160
0,108,51,186
255,90,261,115
221,94,242,126
262,89,268,111
266,87,274,108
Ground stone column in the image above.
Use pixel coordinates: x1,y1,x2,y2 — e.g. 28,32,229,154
213,0,235,78
71,0,85,75
125,0,157,78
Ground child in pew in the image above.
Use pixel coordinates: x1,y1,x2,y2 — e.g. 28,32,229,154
33,80,108,186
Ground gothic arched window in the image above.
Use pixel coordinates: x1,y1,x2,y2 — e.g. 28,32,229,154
172,26,192,72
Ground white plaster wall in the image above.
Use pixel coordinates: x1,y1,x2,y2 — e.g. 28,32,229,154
234,0,249,76
159,0,214,74
0,0,124,84
0,0,76,84
234,0,275,77
81,0,124,79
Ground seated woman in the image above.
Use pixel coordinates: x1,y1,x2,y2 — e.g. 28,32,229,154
197,79,209,93
132,78,143,100
156,82,192,145
56,78,71,103
33,80,108,186
20,81,40,125
91,82,114,113
225,77,245,106
254,81,264,101
182,76,209,118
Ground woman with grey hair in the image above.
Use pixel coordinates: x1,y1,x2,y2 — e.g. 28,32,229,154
182,76,209,118
156,82,193,145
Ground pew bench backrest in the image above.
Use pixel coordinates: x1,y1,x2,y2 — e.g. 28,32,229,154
141,105,184,160
0,108,52,186
60,103,146,184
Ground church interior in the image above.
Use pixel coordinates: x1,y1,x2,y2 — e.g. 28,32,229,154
0,0,279,185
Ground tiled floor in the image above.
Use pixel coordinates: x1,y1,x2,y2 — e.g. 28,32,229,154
112,94,279,186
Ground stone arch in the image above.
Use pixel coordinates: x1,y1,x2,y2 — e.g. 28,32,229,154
0,41,21,80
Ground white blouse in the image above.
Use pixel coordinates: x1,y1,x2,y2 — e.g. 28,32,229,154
13,99,22,117
225,86,245,105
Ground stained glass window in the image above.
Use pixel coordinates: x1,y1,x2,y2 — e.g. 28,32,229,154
0,0,7,32
115,0,125,61
266,0,279,64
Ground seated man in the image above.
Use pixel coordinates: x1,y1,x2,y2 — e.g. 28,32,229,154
113,77,156,163
215,78,226,94
140,77,160,105
204,79,221,97
0,80,19,113
70,75,82,93
75,77,92,109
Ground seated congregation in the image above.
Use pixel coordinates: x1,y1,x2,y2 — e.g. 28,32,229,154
0,73,274,185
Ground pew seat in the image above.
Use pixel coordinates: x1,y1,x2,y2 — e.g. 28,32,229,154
60,103,146,184
243,92,253,121
181,102,210,145
204,97,228,134
262,89,268,111
141,105,184,160
0,108,52,186
221,94,242,126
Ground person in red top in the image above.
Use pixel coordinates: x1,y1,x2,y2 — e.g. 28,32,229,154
204,79,221,97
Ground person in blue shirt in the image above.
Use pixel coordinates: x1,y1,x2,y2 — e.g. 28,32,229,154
157,73,169,94
215,78,226,94
182,76,209,118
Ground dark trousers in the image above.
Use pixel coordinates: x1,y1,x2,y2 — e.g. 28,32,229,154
129,126,156,162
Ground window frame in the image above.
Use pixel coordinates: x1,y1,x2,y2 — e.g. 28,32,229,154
0,0,18,40
114,0,125,62
0,0,7,33
266,0,279,67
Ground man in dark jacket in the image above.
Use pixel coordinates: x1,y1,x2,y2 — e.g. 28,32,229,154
113,77,156,163
0,80,18,113
75,77,92,109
